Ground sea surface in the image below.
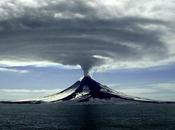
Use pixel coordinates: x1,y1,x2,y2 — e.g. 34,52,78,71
0,103,175,130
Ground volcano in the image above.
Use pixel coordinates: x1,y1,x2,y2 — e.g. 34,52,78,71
40,76,157,103
1,76,174,104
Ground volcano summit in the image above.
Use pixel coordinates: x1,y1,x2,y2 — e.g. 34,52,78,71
40,76,158,103
1,76,174,104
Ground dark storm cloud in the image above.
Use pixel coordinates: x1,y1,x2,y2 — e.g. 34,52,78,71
0,0,174,75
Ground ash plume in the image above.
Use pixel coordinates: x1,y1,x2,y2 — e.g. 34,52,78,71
0,0,174,74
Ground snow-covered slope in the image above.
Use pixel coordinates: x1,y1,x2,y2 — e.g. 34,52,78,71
41,81,80,102
39,76,157,103
1,76,174,104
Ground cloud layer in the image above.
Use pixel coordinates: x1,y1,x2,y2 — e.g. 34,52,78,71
0,88,61,101
116,82,175,101
0,0,175,75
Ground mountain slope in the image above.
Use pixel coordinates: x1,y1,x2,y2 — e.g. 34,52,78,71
1,76,174,104
41,76,157,103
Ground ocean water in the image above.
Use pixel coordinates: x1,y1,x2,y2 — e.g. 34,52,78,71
0,103,175,130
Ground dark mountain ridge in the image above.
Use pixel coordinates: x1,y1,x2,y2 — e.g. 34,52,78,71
1,76,175,104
